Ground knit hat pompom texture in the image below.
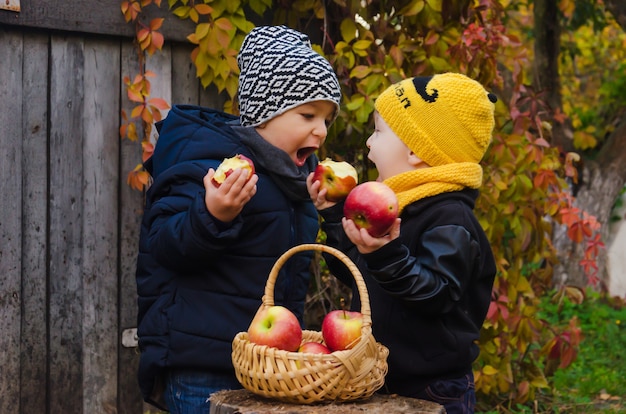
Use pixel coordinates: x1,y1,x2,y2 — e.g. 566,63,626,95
237,25,342,127
375,73,497,166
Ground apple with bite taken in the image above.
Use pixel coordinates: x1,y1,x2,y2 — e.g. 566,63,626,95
343,181,399,237
212,154,255,187
298,341,331,354
321,310,363,352
312,158,358,202
247,305,302,352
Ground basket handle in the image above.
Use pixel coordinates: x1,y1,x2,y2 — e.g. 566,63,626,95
262,243,372,327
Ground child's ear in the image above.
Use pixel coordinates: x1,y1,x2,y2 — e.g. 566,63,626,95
407,151,421,166
408,151,429,168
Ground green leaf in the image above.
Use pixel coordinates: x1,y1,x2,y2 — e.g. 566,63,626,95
429,55,451,72
398,0,425,16
340,18,357,42
426,0,442,12
345,95,365,111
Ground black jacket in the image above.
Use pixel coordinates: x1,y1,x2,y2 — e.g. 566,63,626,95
135,105,319,406
320,188,496,396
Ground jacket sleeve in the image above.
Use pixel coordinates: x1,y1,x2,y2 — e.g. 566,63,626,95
363,224,480,314
143,167,244,272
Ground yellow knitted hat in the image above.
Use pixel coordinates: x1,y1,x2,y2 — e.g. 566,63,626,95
374,73,497,166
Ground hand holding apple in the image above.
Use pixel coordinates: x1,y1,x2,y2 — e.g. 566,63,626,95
247,305,303,352
312,158,358,202
212,154,255,187
343,182,399,238
321,310,363,351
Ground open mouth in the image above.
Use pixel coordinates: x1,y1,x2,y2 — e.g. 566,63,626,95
295,147,317,166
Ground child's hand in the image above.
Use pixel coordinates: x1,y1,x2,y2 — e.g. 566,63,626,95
307,172,336,210
342,217,401,254
203,168,258,223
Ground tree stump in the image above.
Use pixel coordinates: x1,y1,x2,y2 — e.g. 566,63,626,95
209,389,446,414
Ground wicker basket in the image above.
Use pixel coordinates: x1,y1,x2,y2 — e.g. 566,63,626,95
232,243,389,404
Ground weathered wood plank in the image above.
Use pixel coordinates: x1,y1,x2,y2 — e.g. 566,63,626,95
118,40,147,414
81,36,121,413
0,0,194,42
146,44,172,145
48,33,85,413
199,83,230,111
20,30,50,414
171,44,201,105
0,26,24,413
209,390,446,414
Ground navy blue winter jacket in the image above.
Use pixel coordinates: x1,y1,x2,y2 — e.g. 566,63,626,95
135,105,319,406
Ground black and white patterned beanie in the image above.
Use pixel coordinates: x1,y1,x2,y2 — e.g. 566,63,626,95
237,25,342,127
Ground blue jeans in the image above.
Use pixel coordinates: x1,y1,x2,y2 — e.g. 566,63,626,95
415,373,476,414
164,369,242,414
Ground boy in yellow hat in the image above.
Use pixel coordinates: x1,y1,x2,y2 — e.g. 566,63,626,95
309,73,498,414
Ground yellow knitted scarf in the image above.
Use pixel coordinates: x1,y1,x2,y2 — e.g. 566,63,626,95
383,162,483,214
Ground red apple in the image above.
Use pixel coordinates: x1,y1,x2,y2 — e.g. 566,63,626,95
247,305,303,352
343,181,399,237
298,341,331,354
212,154,255,187
312,158,358,202
321,310,363,352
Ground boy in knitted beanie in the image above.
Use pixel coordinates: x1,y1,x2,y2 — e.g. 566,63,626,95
309,73,497,414
135,25,341,412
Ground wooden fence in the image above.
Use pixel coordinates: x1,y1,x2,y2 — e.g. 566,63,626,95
0,2,228,412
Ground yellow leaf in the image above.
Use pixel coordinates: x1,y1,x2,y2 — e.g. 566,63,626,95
127,88,144,103
141,107,153,124
196,23,211,39
172,6,190,18
187,33,199,44
516,276,531,293
128,122,138,141
353,39,371,51
398,0,425,16
572,130,597,150
131,104,144,119
127,167,150,191
349,65,371,79
340,19,357,42
195,51,210,78
426,0,442,12
482,365,498,375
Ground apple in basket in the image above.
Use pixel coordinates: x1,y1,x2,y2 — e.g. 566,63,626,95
211,154,255,187
298,341,331,354
247,305,303,352
321,310,363,352
343,181,399,237
312,158,358,202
